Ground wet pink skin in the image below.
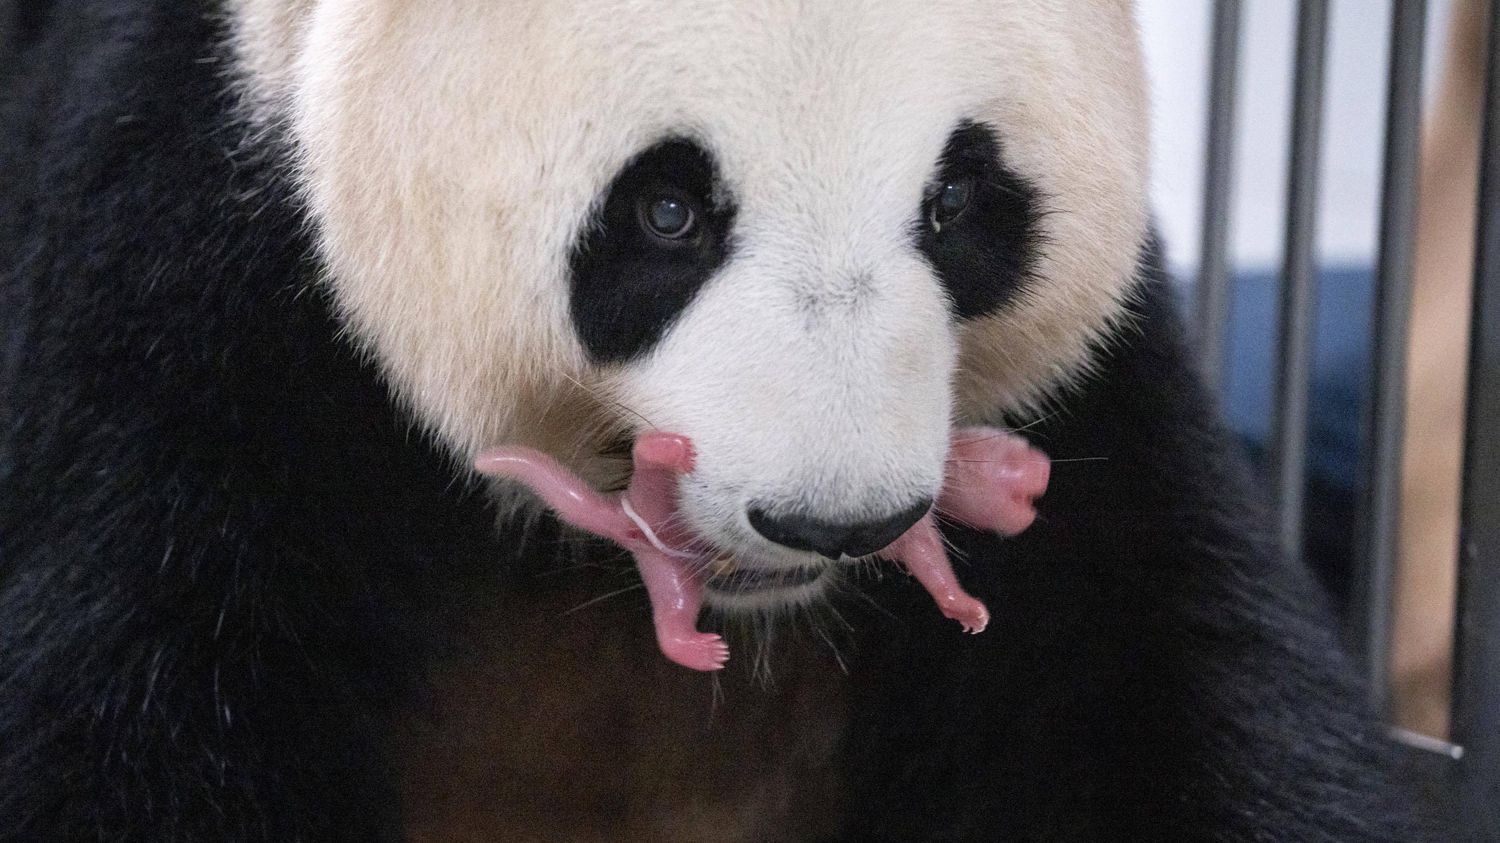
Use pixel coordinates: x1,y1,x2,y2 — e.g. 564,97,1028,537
473,434,729,671
473,426,1049,671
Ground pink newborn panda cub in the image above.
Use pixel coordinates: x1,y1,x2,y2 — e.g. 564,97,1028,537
474,427,1049,671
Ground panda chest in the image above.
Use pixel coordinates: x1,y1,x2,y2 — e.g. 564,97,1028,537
393,574,852,842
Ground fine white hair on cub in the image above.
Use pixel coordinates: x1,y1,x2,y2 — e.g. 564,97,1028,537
229,0,1149,578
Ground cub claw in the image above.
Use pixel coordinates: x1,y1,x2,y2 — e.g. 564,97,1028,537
942,597,989,635
661,632,730,672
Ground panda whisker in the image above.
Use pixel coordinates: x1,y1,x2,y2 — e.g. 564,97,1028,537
651,517,719,557
682,551,723,579
925,508,972,564
751,624,776,686
561,582,646,615
651,510,694,531
562,414,618,472
804,602,849,675
847,588,900,626
1006,411,1061,434
534,560,634,578
943,457,1062,464
558,371,658,431
709,672,725,713
826,600,862,634
939,531,968,566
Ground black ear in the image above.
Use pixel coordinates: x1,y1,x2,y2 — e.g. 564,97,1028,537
917,121,1044,319
568,139,737,363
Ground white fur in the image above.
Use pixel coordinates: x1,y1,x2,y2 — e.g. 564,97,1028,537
229,0,1150,588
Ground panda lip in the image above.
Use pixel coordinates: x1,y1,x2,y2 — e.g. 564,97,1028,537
703,563,827,593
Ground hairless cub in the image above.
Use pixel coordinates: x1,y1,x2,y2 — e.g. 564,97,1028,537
474,427,1049,671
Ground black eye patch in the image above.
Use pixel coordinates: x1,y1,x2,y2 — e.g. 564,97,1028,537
568,139,736,364
917,122,1044,320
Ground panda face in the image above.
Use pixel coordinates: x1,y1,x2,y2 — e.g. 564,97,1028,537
588,124,1048,579
231,0,1149,597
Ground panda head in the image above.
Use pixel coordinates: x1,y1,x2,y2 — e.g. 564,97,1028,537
233,0,1149,607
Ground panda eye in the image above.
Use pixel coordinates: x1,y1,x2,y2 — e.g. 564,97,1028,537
928,175,976,233
638,193,699,241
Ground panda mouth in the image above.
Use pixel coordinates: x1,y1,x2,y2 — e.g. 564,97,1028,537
473,427,1049,673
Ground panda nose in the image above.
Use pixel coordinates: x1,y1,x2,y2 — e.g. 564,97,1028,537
747,498,933,560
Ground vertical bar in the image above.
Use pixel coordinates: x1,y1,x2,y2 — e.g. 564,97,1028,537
1269,0,1331,566
1353,0,1427,715
1452,1,1500,834
1196,0,1243,394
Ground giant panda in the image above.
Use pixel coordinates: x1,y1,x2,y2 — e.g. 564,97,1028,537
0,1,1446,840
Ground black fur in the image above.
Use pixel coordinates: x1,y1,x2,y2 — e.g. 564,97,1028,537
0,6,504,839
841,259,1446,840
917,121,1043,319
569,138,736,363
1,5,1445,841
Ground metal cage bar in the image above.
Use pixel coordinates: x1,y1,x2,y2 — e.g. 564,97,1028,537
1353,0,1428,712
1452,0,1500,834
1269,0,1331,565
1196,0,1243,393
1188,0,1495,827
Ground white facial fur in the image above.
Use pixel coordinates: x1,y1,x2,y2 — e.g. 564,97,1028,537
231,0,1149,585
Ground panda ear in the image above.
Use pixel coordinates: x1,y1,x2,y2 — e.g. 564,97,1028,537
568,139,737,364
917,122,1045,320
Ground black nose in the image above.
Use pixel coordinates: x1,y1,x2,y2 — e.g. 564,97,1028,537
747,498,933,560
